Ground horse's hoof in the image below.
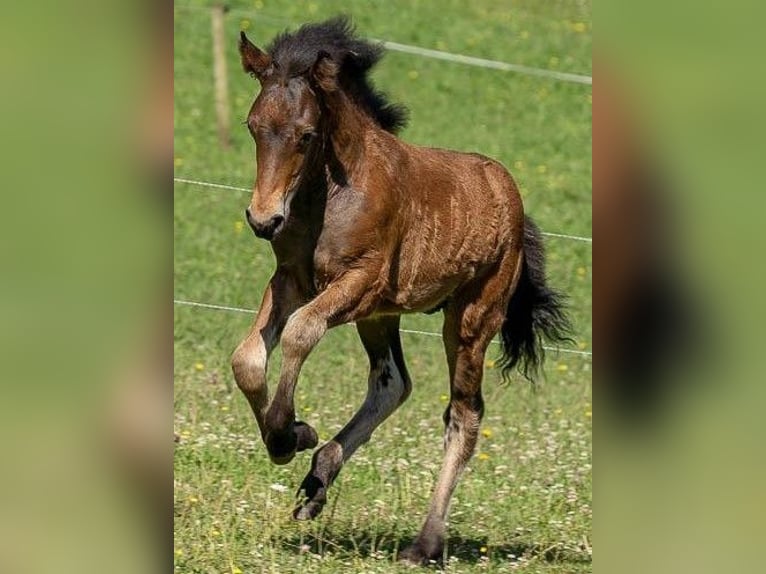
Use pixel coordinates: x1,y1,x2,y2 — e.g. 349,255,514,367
266,422,316,464
265,430,297,465
294,421,318,451
293,500,324,521
268,451,295,465
398,540,443,566
293,472,327,520
397,546,427,566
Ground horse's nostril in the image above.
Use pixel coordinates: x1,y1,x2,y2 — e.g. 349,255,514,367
246,212,285,240
263,215,284,238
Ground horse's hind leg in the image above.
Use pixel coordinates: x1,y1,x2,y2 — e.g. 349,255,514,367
294,316,412,520
400,263,518,564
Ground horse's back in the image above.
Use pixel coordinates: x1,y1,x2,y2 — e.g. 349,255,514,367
377,143,524,312
404,144,524,247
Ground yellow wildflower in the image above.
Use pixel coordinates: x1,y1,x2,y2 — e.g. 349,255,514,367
481,428,493,439
478,453,490,461
194,362,204,371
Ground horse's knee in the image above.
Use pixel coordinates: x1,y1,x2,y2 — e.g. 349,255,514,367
231,342,267,394
280,312,325,361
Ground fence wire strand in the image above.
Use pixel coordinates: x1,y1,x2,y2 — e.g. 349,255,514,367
174,298,592,358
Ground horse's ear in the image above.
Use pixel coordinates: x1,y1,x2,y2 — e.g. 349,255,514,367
239,31,272,81
310,51,339,93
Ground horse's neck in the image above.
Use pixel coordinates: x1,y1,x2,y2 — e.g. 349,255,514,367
323,92,375,174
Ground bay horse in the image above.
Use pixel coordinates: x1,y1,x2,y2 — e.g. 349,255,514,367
231,17,572,565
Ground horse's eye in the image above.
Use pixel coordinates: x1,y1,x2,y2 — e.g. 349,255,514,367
298,131,315,149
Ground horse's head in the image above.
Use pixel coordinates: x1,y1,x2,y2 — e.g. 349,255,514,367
239,32,338,241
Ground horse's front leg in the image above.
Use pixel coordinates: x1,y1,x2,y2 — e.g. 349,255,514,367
262,271,377,465
231,272,304,443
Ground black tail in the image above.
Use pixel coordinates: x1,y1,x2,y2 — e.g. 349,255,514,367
499,217,574,381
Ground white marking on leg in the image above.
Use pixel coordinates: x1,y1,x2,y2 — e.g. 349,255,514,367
423,405,481,539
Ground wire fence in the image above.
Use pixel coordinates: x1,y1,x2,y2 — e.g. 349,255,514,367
173,298,592,358
375,40,591,85
173,176,592,359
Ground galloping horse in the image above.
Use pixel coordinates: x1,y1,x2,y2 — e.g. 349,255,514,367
231,17,571,564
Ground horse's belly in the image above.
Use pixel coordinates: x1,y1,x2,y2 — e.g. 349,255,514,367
378,266,474,315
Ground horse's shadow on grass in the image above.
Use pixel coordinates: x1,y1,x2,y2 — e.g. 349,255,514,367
279,528,591,567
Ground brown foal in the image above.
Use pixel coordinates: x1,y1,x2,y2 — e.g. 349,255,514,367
231,18,572,565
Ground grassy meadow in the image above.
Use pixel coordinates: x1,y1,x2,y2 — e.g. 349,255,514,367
174,1,591,572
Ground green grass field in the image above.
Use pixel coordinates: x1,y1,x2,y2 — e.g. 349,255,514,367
174,1,591,572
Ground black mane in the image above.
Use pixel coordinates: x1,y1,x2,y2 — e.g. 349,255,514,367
266,16,408,133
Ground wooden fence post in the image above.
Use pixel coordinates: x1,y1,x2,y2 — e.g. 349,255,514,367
211,4,231,150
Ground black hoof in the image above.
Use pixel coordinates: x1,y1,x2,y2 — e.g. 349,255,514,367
294,421,318,452
265,429,297,465
265,421,317,465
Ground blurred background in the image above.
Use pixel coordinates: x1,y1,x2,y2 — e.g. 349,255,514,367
598,3,766,573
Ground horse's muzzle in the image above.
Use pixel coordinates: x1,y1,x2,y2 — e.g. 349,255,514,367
245,208,285,240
